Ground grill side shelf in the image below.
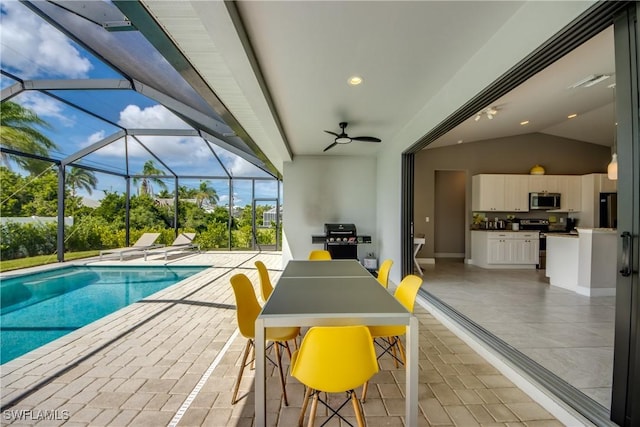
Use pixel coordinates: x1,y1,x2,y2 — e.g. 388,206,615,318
311,235,372,244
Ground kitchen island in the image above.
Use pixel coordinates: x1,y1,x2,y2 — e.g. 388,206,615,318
546,228,617,296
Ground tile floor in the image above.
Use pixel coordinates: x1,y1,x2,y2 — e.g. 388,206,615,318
1,252,566,426
421,259,614,409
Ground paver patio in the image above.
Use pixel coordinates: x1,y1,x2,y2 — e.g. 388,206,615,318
1,251,564,426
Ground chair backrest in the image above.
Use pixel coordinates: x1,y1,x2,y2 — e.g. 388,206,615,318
132,232,161,247
229,273,262,339
172,232,195,246
254,260,274,301
291,325,378,393
308,250,332,260
393,274,423,313
377,259,394,288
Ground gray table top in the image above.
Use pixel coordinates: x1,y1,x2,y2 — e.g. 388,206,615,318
261,276,408,318
281,259,372,278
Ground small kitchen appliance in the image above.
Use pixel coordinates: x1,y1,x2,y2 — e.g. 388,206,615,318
529,192,561,210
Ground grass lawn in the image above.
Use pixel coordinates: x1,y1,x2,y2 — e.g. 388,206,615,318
0,251,99,273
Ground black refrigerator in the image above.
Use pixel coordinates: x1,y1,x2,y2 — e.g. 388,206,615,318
599,192,617,228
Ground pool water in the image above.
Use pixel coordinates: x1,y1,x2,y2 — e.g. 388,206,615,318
0,266,206,364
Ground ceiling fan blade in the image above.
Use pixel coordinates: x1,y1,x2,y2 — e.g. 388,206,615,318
324,130,340,137
351,136,381,142
323,142,338,152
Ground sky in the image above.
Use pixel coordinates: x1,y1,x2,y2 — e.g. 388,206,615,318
0,0,281,207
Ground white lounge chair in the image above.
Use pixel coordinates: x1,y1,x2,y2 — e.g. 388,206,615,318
144,233,200,260
99,233,163,260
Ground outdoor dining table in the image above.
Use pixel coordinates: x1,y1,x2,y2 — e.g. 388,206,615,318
255,259,419,426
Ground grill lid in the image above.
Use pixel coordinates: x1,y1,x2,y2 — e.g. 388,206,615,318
324,223,357,236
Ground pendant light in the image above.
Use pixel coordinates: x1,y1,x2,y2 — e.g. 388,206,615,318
607,84,618,180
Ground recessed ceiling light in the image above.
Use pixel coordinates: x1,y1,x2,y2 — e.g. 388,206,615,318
520,120,529,126
348,76,363,86
568,113,578,119
457,140,463,144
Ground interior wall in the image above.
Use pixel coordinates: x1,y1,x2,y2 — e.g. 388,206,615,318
414,133,611,260
434,170,466,257
282,155,377,265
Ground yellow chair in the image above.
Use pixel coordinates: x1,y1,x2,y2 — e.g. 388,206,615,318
376,259,394,288
229,273,300,405
291,325,378,427
308,250,332,260
254,260,274,302
362,274,423,402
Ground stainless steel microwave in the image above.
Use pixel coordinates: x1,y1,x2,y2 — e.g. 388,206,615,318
529,192,561,210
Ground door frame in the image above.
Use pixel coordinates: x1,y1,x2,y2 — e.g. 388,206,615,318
611,4,640,426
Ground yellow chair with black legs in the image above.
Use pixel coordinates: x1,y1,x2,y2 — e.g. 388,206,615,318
361,274,423,402
376,259,394,288
229,273,300,406
291,325,378,427
255,260,274,302
308,250,332,260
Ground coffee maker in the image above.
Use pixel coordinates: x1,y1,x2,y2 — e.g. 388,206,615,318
566,217,578,232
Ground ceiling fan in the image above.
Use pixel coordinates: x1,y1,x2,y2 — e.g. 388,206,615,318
323,122,381,152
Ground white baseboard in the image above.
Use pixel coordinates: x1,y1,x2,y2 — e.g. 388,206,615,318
434,252,465,258
415,257,435,264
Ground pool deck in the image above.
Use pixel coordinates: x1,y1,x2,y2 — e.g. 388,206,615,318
1,251,567,426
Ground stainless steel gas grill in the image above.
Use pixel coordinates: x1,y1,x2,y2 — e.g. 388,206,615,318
311,223,372,259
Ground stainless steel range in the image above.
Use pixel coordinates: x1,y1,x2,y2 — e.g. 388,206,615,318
519,219,549,269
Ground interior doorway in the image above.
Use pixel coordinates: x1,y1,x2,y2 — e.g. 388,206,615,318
434,170,466,259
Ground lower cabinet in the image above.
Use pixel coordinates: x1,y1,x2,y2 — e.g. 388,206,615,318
471,231,539,269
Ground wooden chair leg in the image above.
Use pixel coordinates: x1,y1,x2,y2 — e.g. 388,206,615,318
298,387,313,427
361,381,369,403
351,391,366,427
231,339,253,404
396,337,406,365
386,337,399,368
284,340,293,359
307,392,319,427
274,341,289,406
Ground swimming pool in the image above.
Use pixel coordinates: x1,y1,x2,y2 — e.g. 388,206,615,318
0,265,207,364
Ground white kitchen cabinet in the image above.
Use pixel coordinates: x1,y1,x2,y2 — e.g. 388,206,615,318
472,175,505,211
599,174,617,192
557,175,582,212
473,174,529,212
529,175,560,193
471,231,539,269
503,175,529,212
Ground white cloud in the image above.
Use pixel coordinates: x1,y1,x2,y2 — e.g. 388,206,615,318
20,92,75,127
0,0,92,79
117,104,191,130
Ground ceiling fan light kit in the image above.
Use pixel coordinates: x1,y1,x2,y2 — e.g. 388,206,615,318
323,122,381,152
474,106,498,122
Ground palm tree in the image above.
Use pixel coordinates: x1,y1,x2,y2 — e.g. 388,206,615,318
66,167,97,197
195,180,219,208
133,160,167,196
0,101,57,174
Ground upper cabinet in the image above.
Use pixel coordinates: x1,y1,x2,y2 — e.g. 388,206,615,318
473,173,589,213
558,175,582,212
528,175,560,193
503,175,529,212
472,175,505,211
472,174,528,212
